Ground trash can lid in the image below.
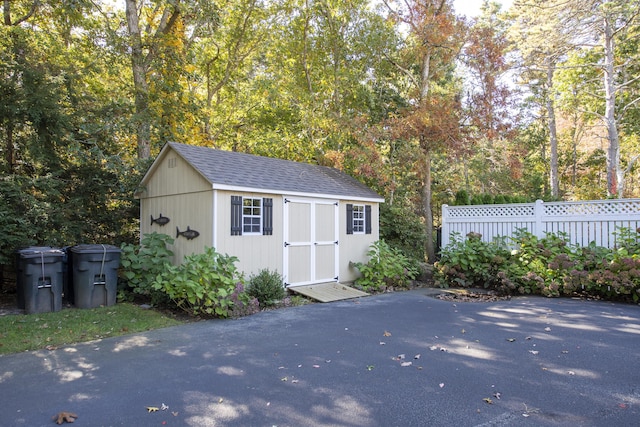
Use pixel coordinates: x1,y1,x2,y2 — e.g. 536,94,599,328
70,244,121,254
16,247,65,258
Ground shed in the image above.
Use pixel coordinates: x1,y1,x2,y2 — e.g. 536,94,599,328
136,142,384,288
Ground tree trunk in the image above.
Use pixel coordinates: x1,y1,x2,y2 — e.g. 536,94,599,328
422,149,436,263
602,14,621,197
546,63,559,199
125,0,151,159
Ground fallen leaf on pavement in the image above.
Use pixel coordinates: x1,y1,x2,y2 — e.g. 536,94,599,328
53,411,78,424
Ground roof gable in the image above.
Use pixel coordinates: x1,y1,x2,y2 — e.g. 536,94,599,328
143,142,383,201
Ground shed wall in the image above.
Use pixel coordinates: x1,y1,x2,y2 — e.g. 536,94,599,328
139,147,214,262
141,191,213,263
214,190,284,279
339,201,379,283
142,149,211,197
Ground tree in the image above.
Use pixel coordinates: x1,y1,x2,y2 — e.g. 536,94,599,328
508,0,577,199
125,0,182,159
509,0,640,198
381,0,464,262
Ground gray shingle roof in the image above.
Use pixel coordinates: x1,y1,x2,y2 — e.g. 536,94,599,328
166,142,383,201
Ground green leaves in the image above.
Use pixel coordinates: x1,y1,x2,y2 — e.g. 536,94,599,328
151,246,244,318
353,240,419,292
435,227,640,301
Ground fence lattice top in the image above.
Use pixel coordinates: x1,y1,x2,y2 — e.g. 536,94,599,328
441,198,640,250
544,199,640,216
445,204,535,218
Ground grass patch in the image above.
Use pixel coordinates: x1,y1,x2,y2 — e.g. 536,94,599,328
0,303,184,355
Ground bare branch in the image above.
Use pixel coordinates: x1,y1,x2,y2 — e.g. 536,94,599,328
5,0,40,26
382,51,419,89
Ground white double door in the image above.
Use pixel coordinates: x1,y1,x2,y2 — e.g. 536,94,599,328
283,197,339,286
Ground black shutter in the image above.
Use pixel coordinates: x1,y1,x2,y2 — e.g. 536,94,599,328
263,198,273,235
365,205,372,234
231,196,242,235
346,204,353,235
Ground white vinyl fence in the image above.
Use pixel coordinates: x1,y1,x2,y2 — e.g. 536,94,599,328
441,198,640,250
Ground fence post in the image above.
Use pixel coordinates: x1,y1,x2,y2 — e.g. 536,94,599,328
534,199,544,238
441,204,449,249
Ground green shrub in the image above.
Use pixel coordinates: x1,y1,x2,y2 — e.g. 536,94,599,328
151,247,245,317
246,269,286,307
119,232,174,305
434,232,510,289
227,282,260,317
454,189,470,206
379,203,426,262
353,240,419,292
436,227,640,302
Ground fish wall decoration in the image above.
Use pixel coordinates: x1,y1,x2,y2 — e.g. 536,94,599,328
176,226,200,240
151,214,171,226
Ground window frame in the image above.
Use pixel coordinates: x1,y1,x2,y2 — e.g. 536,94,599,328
242,197,263,235
352,204,365,234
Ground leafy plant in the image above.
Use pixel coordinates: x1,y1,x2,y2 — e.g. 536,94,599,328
227,282,260,317
353,240,419,292
434,232,510,289
379,203,426,262
435,226,640,302
246,269,286,307
151,247,245,317
119,232,174,305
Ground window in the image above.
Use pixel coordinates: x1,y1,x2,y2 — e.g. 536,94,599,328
231,196,273,236
346,203,372,235
242,198,262,234
352,204,365,233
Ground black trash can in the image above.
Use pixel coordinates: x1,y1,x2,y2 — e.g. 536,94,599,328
69,244,121,309
15,247,65,314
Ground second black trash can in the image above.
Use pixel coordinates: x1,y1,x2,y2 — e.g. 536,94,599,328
69,244,121,309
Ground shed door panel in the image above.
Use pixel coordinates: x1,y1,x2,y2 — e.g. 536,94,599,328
314,203,337,283
287,201,312,284
284,198,338,286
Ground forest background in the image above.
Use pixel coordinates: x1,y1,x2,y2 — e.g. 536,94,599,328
1,0,639,278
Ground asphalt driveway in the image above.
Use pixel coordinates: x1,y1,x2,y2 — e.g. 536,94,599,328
1,289,640,426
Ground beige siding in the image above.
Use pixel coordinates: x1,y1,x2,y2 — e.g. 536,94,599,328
339,201,379,283
142,148,211,198
141,191,214,263
139,147,215,263
214,191,283,279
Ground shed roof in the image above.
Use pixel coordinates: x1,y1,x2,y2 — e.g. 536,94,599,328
142,142,384,202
